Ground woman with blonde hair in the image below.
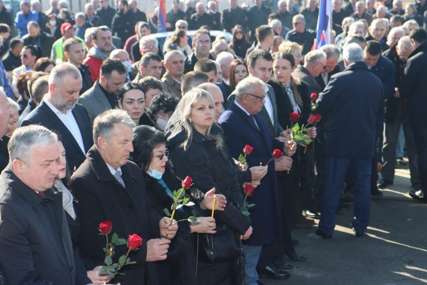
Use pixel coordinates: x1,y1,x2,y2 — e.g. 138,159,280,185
167,88,253,285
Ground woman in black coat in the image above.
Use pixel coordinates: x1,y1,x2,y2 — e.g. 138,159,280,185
132,125,220,285
166,88,253,285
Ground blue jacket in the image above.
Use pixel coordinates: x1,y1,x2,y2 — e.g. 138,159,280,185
15,11,38,36
317,62,383,159
0,60,13,98
219,101,283,245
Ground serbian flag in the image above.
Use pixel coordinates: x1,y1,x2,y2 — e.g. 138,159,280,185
158,0,167,32
313,0,332,49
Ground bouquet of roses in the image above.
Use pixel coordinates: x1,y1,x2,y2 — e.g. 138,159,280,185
98,221,144,278
290,112,322,147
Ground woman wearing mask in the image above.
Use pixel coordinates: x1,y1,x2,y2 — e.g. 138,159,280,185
167,88,253,285
118,82,146,125
140,93,178,131
132,125,223,285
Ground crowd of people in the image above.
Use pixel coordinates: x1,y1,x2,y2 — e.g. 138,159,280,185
0,0,427,284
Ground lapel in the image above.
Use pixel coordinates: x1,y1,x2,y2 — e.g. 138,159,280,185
5,169,75,269
93,83,113,112
39,102,85,156
230,102,262,134
72,106,92,152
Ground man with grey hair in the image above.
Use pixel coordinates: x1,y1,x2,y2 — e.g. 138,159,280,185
162,50,185,98
22,62,93,173
0,125,92,284
137,35,159,62
219,76,290,284
70,109,175,284
317,44,342,89
286,14,315,54
0,90,10,171
215,51,234,100
315,42,383,239
293,49,326,93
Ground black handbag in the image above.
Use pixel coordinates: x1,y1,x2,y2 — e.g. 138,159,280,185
201,224,242,263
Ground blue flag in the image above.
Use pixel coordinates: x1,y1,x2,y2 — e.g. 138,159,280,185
313,0,332,49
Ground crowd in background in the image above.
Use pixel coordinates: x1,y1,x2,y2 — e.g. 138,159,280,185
0,0,427,284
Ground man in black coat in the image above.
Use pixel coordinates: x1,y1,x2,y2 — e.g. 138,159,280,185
22,21,53,58
286,14,316,55
70,109,173,285
0,125,90,285
189,2,211,30
95,0,116,28
21,63,93,174
400,29,427,202
222,0,248,32
363,40,396,195
112,0,134,46
316,43,383,238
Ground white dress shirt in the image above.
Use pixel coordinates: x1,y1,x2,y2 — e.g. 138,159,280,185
44,99,85,154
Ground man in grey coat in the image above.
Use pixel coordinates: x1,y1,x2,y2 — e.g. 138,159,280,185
79,58,127,122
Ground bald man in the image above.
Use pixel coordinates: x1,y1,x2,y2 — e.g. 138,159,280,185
198,82,224,120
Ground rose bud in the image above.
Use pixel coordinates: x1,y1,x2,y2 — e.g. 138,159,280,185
272,148,284,159
243,183,256,197
243,144,254,155
181,176,193,190
127,234,144,251
98,220,113,235
307,114,322,125
289,112,300,124
310,92,318,102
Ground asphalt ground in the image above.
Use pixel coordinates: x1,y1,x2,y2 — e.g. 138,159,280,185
264,167,427,285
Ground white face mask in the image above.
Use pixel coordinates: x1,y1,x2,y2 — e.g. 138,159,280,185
156,117,168,130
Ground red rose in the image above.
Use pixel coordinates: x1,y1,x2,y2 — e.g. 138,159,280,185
98,220,112,235
310,92,318,102
243,144,254,155
272,148,283,159
181,176,193,190
307,114,322,125
127,234,144,251
243,183,255,197
289,112,300,124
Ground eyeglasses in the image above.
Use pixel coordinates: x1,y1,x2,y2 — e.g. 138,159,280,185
246,93,266,102
154,151,169,161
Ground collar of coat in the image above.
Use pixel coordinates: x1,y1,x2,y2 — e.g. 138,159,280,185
345,61,368,71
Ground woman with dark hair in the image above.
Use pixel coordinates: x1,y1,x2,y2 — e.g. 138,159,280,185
132,125,220,285
167,88,253,285
140,93,179,130
118,82,146,125
228,59,248,93
229,25,251,59
33,57,55,73
15,71,33,113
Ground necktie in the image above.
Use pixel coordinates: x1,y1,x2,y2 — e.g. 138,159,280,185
113,169,126,188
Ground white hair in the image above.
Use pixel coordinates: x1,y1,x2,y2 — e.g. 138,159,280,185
7,97,19,112
387,26,405,46
320,44,340,59
48,62,81,86
235,76,266,100
343,43,363,64
304,50,327,66
8,125,58,161
139,36,158,50
164,49,185,63
93,110,135,143
215,51,234,66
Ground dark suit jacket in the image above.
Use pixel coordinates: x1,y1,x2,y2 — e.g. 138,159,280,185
219,102,282,245
400,41,427,150
22,101,93,172
69,147,156,285
317,62,383,159
0,168,87,285
269,80,311,129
